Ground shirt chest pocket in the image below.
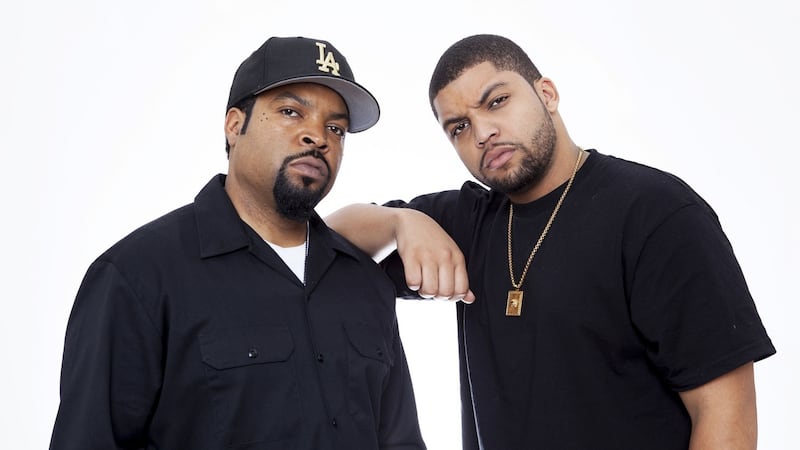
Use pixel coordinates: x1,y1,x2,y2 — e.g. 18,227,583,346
198,325,301,447
345,322,394,366
344,322,395,430
199,325,294,369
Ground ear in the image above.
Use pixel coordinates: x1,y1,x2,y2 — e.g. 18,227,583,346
224,107,245,149
536,77,560,113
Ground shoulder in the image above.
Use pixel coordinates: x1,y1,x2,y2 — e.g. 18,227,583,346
314,215,382,268
587,151,711,213
591,151,698,197
386,181,505,226
315,218,401,300
96,203,195,268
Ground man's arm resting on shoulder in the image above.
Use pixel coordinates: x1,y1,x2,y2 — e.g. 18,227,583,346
678,362,758,450
326,203,401,257
326,203,474,303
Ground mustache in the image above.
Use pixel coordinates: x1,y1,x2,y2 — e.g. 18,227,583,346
480,142,521,167
282,149,331,173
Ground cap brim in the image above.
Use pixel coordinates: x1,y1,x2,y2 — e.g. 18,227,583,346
253,76,380,133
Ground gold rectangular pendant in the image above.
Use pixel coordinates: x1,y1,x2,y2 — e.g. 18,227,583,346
506,290,523,316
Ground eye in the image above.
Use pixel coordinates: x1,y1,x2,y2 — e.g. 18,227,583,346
489,95,508,109
328,124,345,137
451,121,469,138
280,108,300,117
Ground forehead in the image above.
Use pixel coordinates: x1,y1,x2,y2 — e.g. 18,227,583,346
432,62,526,118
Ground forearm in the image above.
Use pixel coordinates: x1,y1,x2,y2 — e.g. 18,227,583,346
325,203,403,256
327,202,474,302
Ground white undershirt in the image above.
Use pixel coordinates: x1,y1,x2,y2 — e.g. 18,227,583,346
265,224,309,283
266,240,307,284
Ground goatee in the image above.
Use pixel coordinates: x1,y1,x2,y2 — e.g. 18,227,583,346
483,111,556,195
273,150,330,222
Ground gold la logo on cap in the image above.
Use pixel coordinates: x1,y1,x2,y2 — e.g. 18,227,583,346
315,42,340,76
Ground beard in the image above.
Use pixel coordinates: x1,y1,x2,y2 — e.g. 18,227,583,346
273,150,331,222
480,107,557,195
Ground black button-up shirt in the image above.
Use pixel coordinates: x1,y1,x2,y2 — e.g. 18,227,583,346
51,175,426,450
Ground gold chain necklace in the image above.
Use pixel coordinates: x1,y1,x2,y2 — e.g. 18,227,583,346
505,150,583,316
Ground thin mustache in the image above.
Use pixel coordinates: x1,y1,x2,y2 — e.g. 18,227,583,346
285,149,330,172
481,142,518,168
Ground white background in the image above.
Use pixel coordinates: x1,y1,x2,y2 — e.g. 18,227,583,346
1,1,797,448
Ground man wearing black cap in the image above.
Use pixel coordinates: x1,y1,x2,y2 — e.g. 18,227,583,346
50,36,426,450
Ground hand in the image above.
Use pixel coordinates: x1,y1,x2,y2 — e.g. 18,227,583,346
394,209,475,303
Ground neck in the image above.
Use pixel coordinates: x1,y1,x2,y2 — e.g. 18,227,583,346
256,218,308,247
224,177,309,246
244,208,308,247
508,145,585,204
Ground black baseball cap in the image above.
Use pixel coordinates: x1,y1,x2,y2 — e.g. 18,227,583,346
227,36,380,133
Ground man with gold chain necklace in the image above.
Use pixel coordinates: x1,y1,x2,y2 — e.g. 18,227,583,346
327,34,775,449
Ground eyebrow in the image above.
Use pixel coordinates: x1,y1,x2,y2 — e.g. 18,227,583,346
440,81,507,131
273,90,350,124
274,91,310,107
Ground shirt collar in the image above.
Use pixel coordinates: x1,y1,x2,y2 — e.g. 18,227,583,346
192,174,360,261
193,174,250,258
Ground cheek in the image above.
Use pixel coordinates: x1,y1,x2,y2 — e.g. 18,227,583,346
319,146,342,180
328,152,343,178
455,145,480,170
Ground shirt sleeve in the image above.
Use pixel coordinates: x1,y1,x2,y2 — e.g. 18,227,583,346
628,203,775,391
376,319,427,449
383,185,477,236
50,259,163,449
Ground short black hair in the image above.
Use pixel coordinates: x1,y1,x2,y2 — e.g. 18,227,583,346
225,95,257,156
428,34,543,117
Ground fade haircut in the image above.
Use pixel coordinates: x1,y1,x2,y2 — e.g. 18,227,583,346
428,34,543,118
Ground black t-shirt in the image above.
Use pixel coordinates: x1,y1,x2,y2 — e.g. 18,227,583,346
383,150,775,449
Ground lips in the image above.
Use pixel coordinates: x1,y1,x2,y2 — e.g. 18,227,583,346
288,155,329,180
482,145,515,170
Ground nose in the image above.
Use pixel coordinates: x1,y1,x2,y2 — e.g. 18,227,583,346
302,128,329,153
473,119,498,149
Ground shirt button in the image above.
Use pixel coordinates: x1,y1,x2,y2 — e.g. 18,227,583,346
248,348,258,359
331,417,338,428
316,353,324,362
376,347,383,357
